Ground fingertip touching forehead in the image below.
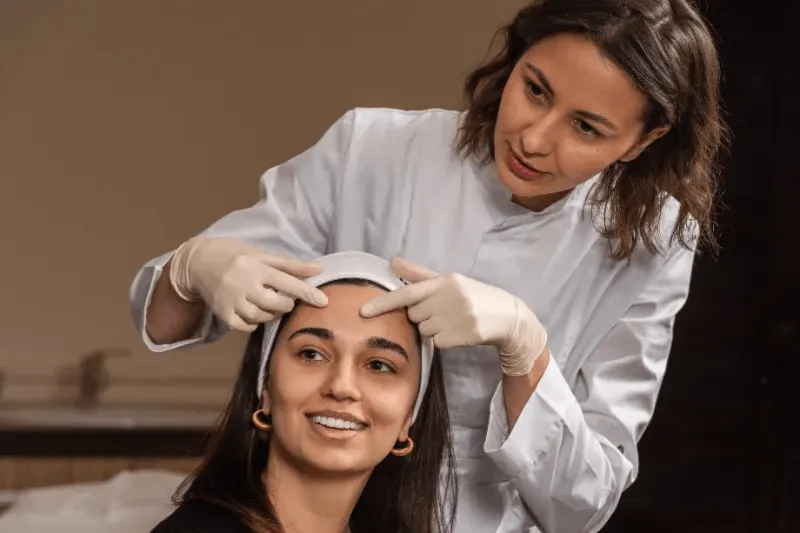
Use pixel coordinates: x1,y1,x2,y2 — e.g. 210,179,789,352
256,252,434,423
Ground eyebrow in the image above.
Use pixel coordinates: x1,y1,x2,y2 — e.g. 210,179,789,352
523,61,618,131
287,328,409,361
365,336,409,361
289,327,333,341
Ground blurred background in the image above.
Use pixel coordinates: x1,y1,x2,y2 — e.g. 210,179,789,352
0,1,796,531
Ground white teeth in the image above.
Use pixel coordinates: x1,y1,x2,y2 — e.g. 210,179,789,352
311,415,364,431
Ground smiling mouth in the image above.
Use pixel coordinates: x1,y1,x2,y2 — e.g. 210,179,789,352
308,415,366,431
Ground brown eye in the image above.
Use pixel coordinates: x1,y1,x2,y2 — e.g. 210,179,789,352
298,349,324,362
367,360,395,374
526,80,545,98
576,119,600,138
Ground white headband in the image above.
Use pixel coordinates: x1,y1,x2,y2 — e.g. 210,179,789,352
255,251,434,423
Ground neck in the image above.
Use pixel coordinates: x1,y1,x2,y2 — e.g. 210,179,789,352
264,442,369,533
511,188,572,211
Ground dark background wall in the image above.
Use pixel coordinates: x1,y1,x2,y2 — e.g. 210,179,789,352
606,1,798,532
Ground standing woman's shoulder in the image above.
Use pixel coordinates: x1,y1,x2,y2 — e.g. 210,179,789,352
344,107,464,158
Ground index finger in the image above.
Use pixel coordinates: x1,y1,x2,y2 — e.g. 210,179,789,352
256,253,323,278
390,256,439,283
360,279,439,318
259,265,328,307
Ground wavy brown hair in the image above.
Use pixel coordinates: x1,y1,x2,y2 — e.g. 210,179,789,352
457,0,729,259
172,279,456,533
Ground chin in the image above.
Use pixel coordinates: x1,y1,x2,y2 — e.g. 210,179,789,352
495,162,550,197
297,445,375,476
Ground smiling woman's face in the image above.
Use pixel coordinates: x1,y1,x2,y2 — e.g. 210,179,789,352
263,282,421,475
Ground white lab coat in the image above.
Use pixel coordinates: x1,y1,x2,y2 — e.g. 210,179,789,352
130,108,695,532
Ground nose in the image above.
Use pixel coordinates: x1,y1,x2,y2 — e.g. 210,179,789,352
520,111,557,157
324,360,362,402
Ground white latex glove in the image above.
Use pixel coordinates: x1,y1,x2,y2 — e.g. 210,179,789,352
169,236,328,332
360,257,547,376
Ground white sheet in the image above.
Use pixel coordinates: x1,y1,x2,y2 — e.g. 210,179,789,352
0,469,187,532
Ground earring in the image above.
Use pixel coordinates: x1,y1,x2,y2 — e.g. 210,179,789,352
252,409,272,431
390,437,414,457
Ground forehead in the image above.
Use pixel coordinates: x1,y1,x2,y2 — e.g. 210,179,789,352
523,33,648,128
280,284,419,353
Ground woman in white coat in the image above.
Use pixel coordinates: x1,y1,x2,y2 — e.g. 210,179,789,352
130,0,727,531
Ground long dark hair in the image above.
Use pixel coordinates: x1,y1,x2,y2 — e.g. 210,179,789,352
174,280,457,533
457,0,729,259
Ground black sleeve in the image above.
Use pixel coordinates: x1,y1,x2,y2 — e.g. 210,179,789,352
150,500,250,533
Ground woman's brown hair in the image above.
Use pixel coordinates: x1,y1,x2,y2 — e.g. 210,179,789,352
457,0,729,259
172,279,457,533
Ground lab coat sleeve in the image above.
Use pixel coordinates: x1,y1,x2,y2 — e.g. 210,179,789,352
483,242,696,533
129,110,357,352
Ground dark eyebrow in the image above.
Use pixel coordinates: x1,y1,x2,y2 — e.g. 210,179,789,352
575,110,618,131
365,336,409,361
287,328,409,361
288,327,334,341
523,61,618,131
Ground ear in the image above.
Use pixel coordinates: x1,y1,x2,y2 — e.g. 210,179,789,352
619,125,671,162
397,411,414,442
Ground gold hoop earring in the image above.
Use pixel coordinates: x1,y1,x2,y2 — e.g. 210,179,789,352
252,409,272,431
390,437,414,457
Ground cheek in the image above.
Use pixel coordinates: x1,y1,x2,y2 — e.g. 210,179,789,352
363,379,416,428
558,143,605,172
267,374,318,415
555,139,631,181
497,80,528,132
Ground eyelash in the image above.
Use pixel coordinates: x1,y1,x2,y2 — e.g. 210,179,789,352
298,349,325,363
574,119,600,138
524,79,602,139
525,79,546,101
296,349,396,374
367,360,396,374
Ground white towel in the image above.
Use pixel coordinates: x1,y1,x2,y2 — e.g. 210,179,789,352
0,469,186,533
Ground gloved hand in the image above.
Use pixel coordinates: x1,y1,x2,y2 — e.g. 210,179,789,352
169,236,328,332
360,257,547,376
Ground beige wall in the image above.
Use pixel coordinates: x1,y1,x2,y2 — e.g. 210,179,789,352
0,1,521,408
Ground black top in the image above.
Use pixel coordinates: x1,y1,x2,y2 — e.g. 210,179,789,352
151,499,250,533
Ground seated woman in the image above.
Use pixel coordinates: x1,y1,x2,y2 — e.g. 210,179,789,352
151,251,456,533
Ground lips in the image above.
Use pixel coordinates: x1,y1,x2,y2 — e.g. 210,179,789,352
508,149,545,181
